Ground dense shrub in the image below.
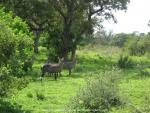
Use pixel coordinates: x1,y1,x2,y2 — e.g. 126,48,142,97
0,8,32,97
0,66,13,97
0,7,31,36
0,7,33,76
66,70,122,113
111,33,131,47
127,37,150,56
93,30,114,46
0,99,31,113
117,55,134,68
0,25,15,65
0,67,30,97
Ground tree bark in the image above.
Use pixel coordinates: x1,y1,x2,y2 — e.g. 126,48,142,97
33,30,40,54
71,46,76,60
61,47,68,61
61,17,71,60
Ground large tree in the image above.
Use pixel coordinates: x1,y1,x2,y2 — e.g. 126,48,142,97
48,0,130,60
2,0,54,53
48,0,90,60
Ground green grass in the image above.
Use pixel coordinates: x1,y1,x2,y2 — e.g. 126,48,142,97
10,77,84,113
110,77,150,113
6,46,150,113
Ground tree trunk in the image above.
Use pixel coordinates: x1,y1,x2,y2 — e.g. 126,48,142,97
71,47,76,60
88,6,94,35
61,47,68,61
33,30,40,54
62,18,71,60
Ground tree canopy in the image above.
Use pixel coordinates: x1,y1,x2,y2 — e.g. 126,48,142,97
1,0,130,60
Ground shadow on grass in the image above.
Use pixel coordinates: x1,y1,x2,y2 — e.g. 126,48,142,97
30,52,116,80
0,99,31,113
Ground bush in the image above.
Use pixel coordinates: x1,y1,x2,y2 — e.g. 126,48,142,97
0,7,34,76
0,8,32,99
0,66,13,97
117,55,134,69
0,66,29,97
66,70,123,113
127,37,150,56
0,99,30,113
111,33,131,47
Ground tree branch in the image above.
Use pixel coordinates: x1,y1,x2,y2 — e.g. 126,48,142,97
91,6,104,16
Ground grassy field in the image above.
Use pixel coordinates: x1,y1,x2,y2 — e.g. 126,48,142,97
7,46,150,113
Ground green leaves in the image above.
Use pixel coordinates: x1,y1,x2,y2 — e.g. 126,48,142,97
0,24,16,65
2,0,130,59
67,70,122,113
0,7,33,75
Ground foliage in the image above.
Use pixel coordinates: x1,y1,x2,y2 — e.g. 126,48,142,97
2,0,55,53
0,66,14,97
117,55,134,69
0,99,30,113
111,33,132,47
2,0,130,58
0,7,33,76
93,30,114,46
3,0,53,31
0,67,29,97
127,36,150,56
48,0,129,58
0,7,32,98
110,33,150,56
0,25,16,65
67,70,122,113
0,7,31,36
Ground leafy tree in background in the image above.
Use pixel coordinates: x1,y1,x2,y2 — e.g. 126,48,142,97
48,0,91,60
48,0,130,60
111,31,150,56
93,30,114,45
127,36,150,56
112,33,131,47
